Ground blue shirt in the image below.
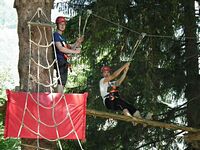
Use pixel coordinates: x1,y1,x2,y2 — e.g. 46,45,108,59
53,32,67,61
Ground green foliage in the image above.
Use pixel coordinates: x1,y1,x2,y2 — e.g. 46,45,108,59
56,0,200,149
0,0,195,149
0,68,15,104
0,68,20,150
64,62,89,93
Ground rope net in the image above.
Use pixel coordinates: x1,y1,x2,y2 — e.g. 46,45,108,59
4,8,87,150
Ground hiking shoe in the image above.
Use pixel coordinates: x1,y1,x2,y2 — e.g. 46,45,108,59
133,110,142,118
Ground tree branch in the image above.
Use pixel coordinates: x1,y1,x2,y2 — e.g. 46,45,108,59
135,131,184,150
185,132,200,142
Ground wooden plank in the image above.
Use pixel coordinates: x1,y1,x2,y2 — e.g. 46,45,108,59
28,21,56,28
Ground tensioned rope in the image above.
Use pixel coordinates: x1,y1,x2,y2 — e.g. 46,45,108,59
58,1,199,63
120,32,146,62
76,9,199,62
91,12,199,40
17,8,84,150
55,0,199,40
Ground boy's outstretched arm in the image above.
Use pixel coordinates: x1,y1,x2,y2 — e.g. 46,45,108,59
115,63,130,86
103,62,130,83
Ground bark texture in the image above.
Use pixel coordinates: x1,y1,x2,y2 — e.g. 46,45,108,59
183,0,200,149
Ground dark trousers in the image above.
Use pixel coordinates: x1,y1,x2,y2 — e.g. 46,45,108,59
57,60,68,86
104,94,137,115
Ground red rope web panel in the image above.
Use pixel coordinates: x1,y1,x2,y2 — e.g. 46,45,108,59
4,90,88,140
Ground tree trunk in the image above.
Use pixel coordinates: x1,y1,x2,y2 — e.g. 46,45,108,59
183,0,200,149
14,0,57,149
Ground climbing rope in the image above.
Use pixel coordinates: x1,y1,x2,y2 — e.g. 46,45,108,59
90,12,199,40
120,33,146,62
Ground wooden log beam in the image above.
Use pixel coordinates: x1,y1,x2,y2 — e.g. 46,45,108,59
1,105,200,133
185,133,200,141
86,109,200,133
